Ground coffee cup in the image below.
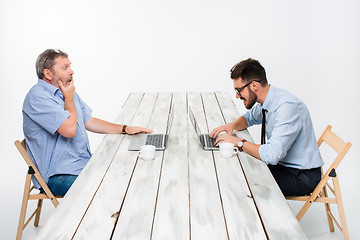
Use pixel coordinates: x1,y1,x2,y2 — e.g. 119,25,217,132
219,142,238,158
139,145,156,161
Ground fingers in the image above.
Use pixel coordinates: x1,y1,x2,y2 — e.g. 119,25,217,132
210,127,223,138
57,81,64,91
214,133,226,145
209,129,217,138
225,129,233,135
210,123,235,138
214,134,225,146
214,134,239,146
141,127,153,134
126,126,153,135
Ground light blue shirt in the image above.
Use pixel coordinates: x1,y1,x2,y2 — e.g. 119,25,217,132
243,85,323,169
22,79,92,188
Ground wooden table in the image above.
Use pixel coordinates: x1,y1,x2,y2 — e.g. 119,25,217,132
37,92,307,240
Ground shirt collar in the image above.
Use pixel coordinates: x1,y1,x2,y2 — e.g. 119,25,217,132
38,79,60,96
262,85,275,111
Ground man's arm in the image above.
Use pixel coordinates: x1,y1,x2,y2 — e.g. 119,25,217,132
214,132,262,160
241,141,261,159
210,116,248,138
257,103,301,165
85,117,153,135
232,116,248,131
57,80,77,138
212,116,262,160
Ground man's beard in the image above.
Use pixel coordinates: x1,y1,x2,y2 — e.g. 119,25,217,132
243,87,257,109
52,73,72,87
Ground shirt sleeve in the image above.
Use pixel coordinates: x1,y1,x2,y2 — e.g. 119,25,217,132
242,104,262,127
259,102,302,165
23,94,70,135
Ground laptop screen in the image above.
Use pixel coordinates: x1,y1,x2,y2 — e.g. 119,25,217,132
188,107,202,138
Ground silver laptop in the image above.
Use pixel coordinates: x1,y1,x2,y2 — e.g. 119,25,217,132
188,107,218,151
128,106,174,151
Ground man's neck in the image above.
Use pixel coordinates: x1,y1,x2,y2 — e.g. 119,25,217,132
257,84,270,105
42,78,58,88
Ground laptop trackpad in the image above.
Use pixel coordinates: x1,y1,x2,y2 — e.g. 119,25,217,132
128,134,147,151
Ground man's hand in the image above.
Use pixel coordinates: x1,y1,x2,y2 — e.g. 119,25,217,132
57,79,77,138
125,126,153,135
214,133,241,146
210,123,235,138
58,80,75,100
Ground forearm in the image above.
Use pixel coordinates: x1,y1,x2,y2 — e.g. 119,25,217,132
85,117,123,134
242,141,261,160
232,116,248,131
85,117,153,135
64,98,78,128
57,98,78,138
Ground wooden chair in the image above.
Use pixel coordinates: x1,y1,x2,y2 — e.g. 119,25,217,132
286,125,351,240
15,140,62,240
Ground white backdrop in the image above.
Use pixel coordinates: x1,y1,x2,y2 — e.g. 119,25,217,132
1,0,359,239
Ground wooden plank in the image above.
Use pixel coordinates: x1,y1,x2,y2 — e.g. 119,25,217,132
37,92,144,240
111,92,172,239
72,92,159,239
187,92,228,240
151,93,190,240
202,92,267,239
215,92,307,240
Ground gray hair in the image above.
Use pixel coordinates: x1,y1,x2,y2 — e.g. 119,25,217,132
35,49,68,79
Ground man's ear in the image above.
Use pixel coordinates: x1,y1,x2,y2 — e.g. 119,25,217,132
251,81,260,92
43,69,52,80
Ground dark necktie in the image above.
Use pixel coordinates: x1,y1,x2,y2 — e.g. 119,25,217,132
261,108,267,144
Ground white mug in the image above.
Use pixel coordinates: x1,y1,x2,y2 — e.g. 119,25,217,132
219,142,238,158
139,145,156,161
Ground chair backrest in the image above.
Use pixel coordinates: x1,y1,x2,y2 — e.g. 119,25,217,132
15,139,58,202
317,125,352,177
16,140,38,173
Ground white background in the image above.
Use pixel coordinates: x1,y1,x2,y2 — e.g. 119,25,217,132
1,0,359,239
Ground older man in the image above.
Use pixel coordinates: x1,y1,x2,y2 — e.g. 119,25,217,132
210,58,323,196
23,49,152,196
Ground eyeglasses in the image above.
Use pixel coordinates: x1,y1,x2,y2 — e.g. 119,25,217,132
235,80,260,97
42,49,61,70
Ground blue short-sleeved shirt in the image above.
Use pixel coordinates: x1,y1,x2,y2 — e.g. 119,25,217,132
22,79,92,188
243,85,323,169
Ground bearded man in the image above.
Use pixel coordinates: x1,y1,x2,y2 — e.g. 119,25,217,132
210,58,323,196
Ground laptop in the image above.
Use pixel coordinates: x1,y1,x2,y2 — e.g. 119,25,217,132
188,107,218,151
128,106,174,151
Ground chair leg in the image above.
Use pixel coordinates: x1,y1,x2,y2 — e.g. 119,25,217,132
333,176,350,240
296,202,310,221
34,199,43,227
16,173,31,240
321,185,335,232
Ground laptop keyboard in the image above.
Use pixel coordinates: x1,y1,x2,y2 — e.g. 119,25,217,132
201,134,218,148
145,134,165,148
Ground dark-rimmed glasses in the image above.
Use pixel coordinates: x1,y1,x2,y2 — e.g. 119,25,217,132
235,80,260,97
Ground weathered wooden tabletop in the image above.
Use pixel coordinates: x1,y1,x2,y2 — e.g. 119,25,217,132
37,92,307,240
